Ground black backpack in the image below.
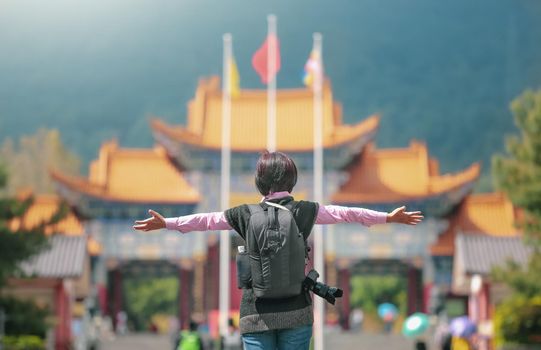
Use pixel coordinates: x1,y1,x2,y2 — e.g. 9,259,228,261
242,201,307,299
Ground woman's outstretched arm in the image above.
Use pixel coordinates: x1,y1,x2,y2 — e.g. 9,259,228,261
133,205,423,233
316,205,423,226
133,209,232,233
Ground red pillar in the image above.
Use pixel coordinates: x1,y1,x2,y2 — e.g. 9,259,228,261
97,283,107,316
105,268,117,321
407,266,422,314
205,243,220,312
480,283,489,320
338,268,351,330
54,280,71,350
112,268,122,331
422,283,432,314
179,266,193,329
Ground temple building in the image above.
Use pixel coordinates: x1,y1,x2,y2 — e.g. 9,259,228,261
432,192,522,304
51,142,204,328
436,192,526,349
151,77,379,172
51,76,520,336
4,194,90,350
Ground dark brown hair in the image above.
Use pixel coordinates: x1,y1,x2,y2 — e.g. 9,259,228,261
255,151,298,196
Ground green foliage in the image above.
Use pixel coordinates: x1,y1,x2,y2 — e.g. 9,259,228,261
122,276,179,331
0,335,45,350
0,296,49,338
493,89,541,246
0,162,7,189
0,166,67,342
491,89,541,345
491,89,541,297
0,128,80,195
493,295,541,346
491,253,541,298
0,198,49,286
350,275,407,314
0,165,63,287
0,230,49,285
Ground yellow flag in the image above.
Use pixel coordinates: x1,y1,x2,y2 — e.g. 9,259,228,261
229,56,240,97
303,49,323,91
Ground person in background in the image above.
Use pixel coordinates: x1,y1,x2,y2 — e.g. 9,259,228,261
415,339,427,350
349,308,364,332
176,320,204,350
116,310,128,336
221,318,243,350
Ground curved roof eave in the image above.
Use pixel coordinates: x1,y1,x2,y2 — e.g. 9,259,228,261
331,162,481,204
151,115,380,153
50,170,200,205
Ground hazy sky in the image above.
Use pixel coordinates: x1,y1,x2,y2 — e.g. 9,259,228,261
1,0,540,171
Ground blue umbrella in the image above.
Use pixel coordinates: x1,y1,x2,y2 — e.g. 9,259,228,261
377,303,398,320
449,316,477,338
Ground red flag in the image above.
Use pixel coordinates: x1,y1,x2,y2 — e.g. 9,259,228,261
251,34,281,84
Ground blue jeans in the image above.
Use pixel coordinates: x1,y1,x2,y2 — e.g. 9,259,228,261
242,325,312,350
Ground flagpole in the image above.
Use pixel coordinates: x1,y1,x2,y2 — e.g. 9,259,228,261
267,14,277,152
312,32,325,350
219,33,232,338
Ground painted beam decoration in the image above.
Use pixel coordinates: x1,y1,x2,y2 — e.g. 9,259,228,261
328,218,447,260
86,220,203,260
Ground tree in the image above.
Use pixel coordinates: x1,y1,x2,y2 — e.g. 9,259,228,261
492,89,541,346
350,275,406,314
0,296,48,338
122,275,179,331
0,128,80,195
0,162,66,288
493,89,541,248
0,161,70,341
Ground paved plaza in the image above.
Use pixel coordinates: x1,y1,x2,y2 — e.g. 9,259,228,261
100,330,418,350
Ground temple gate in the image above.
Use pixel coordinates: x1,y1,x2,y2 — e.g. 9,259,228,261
52,76,484,331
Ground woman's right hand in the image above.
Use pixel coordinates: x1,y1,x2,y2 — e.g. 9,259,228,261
133,209,166,231
386,206,423,225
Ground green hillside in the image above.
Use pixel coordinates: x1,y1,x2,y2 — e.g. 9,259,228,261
1,0,541,178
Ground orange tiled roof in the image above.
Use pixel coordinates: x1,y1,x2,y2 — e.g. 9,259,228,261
430,192,520,256
9,194,83,235
151,76,379,152
51,140,200,204
332,142,481,203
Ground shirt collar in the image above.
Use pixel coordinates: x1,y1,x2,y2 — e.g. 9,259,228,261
261,191,291,202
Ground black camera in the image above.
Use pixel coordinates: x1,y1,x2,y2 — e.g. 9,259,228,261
303,269,343,305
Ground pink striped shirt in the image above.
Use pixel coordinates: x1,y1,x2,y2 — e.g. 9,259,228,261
165,191,387,233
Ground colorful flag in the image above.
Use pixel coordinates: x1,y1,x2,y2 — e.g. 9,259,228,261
303,49,323,89
252,34,281,84
229,56,240,97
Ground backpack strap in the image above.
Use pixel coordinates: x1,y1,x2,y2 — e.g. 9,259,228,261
264,202,290,231
265,201,290,211
268,200,313,261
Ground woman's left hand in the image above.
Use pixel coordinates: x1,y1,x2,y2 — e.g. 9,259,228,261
387,206,424,225
133,209,166,231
